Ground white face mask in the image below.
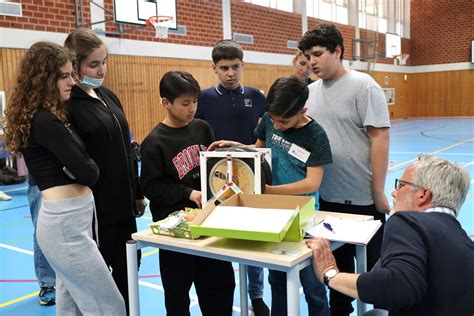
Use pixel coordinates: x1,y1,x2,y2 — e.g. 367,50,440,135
80,75,104,89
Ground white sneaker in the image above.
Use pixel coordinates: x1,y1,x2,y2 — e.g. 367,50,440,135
0,191,12,201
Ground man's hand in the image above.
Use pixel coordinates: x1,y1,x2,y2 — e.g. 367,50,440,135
189,190,202,209
207,140,242,151
135,199,147,217
306,237,338,283
373,191,390,214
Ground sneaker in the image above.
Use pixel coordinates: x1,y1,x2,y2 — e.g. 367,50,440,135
251,298,270,316
0,191,11,201
38,286,56,306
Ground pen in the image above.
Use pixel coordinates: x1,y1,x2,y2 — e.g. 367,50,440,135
323,222,336,234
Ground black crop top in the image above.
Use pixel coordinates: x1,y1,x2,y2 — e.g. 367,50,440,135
22,109,99,191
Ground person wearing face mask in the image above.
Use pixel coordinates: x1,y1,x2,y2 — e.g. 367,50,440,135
4,41,125,314
64,28,146,313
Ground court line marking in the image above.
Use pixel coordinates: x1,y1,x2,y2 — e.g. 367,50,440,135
0,243,33,255
0,291,39,308
388,137,474,171
142,249,159,257
462,161,474,167
138,280,200,307
2,188,27,193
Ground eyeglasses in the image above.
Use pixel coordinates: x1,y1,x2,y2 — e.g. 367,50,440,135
394,179,421,190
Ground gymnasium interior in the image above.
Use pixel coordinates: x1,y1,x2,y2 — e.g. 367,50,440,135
0,0,472,315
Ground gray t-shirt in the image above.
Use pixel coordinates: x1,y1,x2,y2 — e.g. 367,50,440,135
305,70,390,205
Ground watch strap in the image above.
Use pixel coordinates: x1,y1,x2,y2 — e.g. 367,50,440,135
323,269,339,286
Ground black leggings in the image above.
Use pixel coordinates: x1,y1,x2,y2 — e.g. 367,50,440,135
98,217,141,315
319,197,386,316
159,249,235,316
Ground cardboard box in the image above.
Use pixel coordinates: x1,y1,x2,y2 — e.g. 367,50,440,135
189,193,315,242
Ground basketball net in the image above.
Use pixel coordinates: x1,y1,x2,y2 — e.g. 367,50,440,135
147,16,173,39
393,54,410,65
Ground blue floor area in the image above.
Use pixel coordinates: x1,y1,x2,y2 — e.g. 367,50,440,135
0,118,473,315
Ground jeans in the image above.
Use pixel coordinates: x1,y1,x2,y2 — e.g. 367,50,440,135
248,265,264,300
28,184,55,288
269,265,329,316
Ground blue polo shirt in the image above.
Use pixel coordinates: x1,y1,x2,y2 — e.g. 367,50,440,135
196,84,266,145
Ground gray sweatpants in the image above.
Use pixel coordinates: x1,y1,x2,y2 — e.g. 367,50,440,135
37,192,126,315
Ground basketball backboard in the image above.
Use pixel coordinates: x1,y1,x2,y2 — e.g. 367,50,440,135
385,33,401,58
114,0,177,30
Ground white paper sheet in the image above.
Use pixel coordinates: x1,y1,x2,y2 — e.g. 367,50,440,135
201,206,297,233
305,216,382,245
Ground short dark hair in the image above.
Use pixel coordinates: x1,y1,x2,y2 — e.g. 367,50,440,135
159,71,201,103
298,23,345,61
212,39,243,64
266,77,309,118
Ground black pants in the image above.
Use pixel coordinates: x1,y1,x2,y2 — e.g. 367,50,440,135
159,249,236,316
319,197,386,316
98,217,141,315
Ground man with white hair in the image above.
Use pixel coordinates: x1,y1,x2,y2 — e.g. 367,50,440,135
307,154,474,315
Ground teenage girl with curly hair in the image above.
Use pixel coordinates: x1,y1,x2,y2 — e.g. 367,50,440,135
4,41,125,315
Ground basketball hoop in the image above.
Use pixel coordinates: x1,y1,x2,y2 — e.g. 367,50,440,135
393,54,410,65
146,15,173,39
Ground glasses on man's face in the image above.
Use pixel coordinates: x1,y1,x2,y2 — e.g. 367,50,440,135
394,179,421,191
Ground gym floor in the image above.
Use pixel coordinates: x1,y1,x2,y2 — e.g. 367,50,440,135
1,117,473,315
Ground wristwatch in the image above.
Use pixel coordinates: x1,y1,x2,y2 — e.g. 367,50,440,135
323,268,339,286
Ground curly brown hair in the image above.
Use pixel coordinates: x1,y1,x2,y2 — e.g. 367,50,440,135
4,41,75,152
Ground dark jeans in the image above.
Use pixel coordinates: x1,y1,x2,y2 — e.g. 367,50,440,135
28,184,56,288
319,197,386,316
159,249,235,316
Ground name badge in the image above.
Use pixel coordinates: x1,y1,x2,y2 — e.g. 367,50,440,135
288,143,310,163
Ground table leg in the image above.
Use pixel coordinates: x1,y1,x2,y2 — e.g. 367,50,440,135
239,263,249,316
127,240,140,316
286,266,300,316
356,245,368,316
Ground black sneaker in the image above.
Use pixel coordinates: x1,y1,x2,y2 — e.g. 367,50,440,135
38,286,56,306
251,298,270,316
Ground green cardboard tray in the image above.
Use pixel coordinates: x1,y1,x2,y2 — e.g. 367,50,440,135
189,194,315,243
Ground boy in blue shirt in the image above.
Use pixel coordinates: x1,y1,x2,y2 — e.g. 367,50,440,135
210,77,332,316
196,39,268,315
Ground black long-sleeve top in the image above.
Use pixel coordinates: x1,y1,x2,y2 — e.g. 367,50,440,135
67,86,141,224
357,211,474,315
140,119,215,222
22,109,99,191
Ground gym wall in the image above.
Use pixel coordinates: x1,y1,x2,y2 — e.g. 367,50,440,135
0,0,473,142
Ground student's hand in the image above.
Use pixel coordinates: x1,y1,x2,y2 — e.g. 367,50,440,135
373,191,390,214
134,199,147,217
208,140,242,151
306,237,338,283
189,190,202,209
